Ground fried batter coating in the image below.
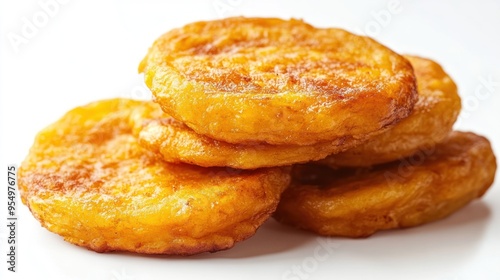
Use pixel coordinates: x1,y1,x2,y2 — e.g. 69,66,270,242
129,101,364,169
321,56,461,167
18,99,290,255
274,132,496,237
139,17,417,145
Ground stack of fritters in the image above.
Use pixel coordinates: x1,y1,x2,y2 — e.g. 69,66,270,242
19,17,496,255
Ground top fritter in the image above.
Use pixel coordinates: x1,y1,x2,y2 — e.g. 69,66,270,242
139,17,418,145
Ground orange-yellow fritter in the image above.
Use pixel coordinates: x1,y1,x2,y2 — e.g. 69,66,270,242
274,132,496,237
321,56,461,167
129,101,364,169
140,17,417,146
18,98,290,255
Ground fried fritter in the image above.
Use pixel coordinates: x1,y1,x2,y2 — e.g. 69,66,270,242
274,132,496,237
139,17,418,146
129,101,364,169
321,56,461,167
18,99,290,255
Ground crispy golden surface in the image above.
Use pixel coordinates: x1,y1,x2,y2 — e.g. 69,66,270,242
129,101,363,169
18,99,290,255
274,132,496,237
140,17,417,145
321,56,461,167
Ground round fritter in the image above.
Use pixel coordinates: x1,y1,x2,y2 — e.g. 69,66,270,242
139,17,417,145
274,132,496,237
18,99,290,255
321,56,461,167
129,101,364,169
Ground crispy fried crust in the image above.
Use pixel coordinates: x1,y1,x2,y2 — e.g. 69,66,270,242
274,132,496,237
321,56,461,167
18,99,290,255
129,101,364,169
140,17,417,145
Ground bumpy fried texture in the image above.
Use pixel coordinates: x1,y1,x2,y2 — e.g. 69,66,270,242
274,132,496,237
140,17,417,145
18,99,290,255
321,56,461,167
129,101,364,169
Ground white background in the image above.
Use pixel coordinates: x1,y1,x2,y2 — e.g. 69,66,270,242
1,0,500,279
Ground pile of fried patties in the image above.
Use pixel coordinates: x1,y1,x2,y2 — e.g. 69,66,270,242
19,18,496,255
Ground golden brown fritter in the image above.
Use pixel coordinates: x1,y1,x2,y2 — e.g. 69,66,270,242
129,101,364,169
274,132,496,237
321,56,461,167
18,99,290,255
139,17,417,146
